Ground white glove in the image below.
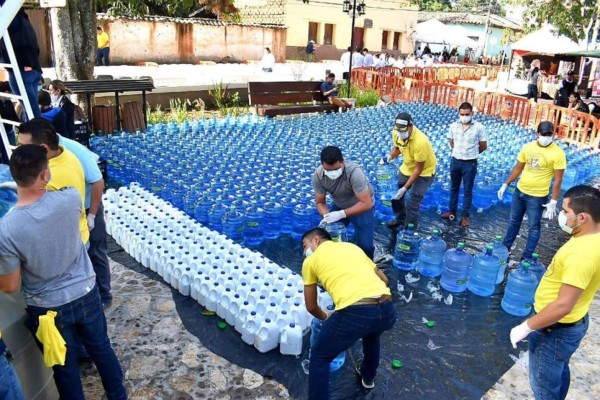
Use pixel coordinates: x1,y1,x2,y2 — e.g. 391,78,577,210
497,183,508,200
322,210,346,224
87,213,96,231
510,320,534,349
395,187,407,200
0,181,17,191
378,155,392,165
542,199,558,220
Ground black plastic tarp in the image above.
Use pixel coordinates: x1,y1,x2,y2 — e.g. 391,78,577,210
108,175,600,399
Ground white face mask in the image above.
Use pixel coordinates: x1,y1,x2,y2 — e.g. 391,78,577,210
459,115,472,124
324,167,343,180
537,136,553,147
304,248,313,258
396,129,409,140
51,94,60,104
558,211,581,235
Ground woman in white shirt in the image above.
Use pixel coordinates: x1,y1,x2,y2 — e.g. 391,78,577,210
261,47,275,72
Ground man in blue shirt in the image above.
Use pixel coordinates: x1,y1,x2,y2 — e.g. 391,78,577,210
320,73,352,112
58,134,112,307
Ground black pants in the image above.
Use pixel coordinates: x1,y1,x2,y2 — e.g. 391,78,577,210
527,84,538,102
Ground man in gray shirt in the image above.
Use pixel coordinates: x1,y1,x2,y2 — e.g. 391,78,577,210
312,146,375,258
0,145,127,400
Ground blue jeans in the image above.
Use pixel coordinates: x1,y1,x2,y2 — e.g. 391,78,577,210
8,69,42,119
88,203,112,304
97,47,110,66
503,188,547,259
449,157,477,217
331,204,375,259
0,339,24,400
309,301,397,400
529,316,589,400
25,286,127,400
391,173,434,228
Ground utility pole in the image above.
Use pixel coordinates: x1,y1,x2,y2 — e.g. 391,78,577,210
481,3,492,58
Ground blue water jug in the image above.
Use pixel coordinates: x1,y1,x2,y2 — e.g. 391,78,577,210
310,312,345,371
375,199,395,222
467,245,500,297
0,188,17,218
291,203,314,241
244,203,264,246
322,222,347,243
501,262,538,316
526,253,546,284
490,235,509,284
222,207,245,243
376,161,397,201
393,223,421,271
263,201,283,240
417,229,447,277
440,242,473,293
208,203,227,232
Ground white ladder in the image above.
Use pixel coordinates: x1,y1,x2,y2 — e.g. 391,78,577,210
0,0,34,160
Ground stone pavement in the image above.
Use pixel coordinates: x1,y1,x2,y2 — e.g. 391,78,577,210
84,258,600,400
81,260,289,400
483,293,600,400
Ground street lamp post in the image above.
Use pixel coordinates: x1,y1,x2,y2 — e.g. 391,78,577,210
343,0,366,97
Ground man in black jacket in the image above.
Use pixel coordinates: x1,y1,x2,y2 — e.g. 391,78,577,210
555,71,577,108
0,3,42,119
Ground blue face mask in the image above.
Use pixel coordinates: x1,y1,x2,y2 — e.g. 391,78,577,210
38,85,43,92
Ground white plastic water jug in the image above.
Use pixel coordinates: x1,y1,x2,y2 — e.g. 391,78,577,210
241,311,262,345
280,323,303,356
216,288,233,319
254,318,279,353
235,301,253,333
170,261,186,288
162,256,177,284
205,282,222,312
178,267,193,296
226,294,243,326
197,276,213,307
190,271,204,300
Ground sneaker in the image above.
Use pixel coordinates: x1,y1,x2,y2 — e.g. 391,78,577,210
461,216,470,227
440,211,456,220
354,358,375,389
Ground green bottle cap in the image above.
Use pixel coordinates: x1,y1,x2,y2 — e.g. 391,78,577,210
522,262,531,270
486,244,494,251
392,359,403,369
408,223,415,229
432,229,440,235
457,242,465,249
217,321,227,330
495,235,502,241
532,253,539,259
426,320,436,328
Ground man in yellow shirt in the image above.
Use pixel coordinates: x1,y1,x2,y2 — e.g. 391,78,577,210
498,121,566,260
383,112,437,229
96,26,110,66
302,228,396,399
17,118,89,244
510,185,600,399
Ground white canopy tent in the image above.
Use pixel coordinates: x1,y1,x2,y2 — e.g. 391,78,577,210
511,26,582,55
416,19,477,48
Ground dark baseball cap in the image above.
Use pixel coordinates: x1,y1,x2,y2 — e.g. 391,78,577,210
537,121,554,135
395,112,412,131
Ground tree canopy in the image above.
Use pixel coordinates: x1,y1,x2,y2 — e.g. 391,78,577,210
504,0,599,44
96,0,239,20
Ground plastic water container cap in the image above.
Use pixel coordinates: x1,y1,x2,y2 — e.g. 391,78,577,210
532,253,539,259
457,242,465,249
327,305,335,311
178,261,183,265
265,318,271,323
260,295,266,300
522,262,531,270
185,267,191,271
432,229,439,235
282,310,287,315
225,288,231,292
234,294,240,298
251,311,256,316
170,256,175,260
243,301,249,305
270,303,276,306
407,223,415,229
213,282,219,286
290,323,295,327
495,235,502,241
485,244,493,251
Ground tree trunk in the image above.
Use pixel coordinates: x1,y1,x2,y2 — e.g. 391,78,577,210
49,0,97,109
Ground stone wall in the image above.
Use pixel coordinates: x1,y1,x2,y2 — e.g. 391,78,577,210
97,16,287,64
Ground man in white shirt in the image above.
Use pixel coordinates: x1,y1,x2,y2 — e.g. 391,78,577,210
340,47,352,70
441,102,487,227
362,48,373,67
352,48,364,68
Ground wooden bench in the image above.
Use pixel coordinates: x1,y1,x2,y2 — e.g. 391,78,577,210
247,81,337,117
